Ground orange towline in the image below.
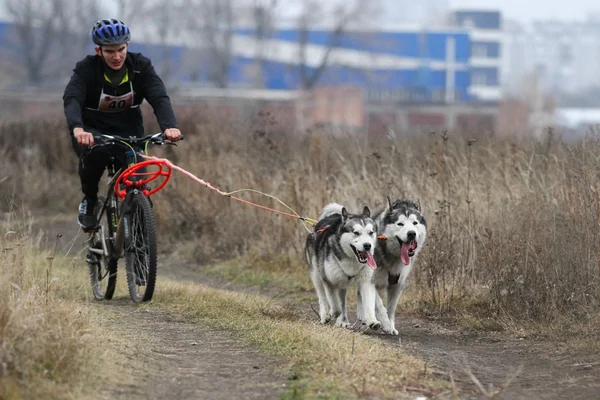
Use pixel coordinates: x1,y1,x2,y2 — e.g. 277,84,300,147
138,155,317,227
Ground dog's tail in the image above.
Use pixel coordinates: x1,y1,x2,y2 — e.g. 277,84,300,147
319,203,345,220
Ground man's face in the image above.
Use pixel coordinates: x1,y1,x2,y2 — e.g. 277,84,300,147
95,43,128,70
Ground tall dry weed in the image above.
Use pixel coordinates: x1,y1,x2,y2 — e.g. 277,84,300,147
3,110,600,326
0,212,92,399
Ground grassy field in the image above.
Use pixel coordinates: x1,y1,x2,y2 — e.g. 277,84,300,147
0,212,455,399
3,111,600,396
3,112,600,333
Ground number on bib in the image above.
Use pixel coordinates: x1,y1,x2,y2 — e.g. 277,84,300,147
108,100,127,110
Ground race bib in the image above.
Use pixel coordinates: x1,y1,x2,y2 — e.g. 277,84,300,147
97,82,134,113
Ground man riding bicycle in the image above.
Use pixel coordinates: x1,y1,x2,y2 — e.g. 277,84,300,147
63,19,182,232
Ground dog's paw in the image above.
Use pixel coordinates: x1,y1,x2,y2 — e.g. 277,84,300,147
335,320,351,329
320,314,332,324
381,322,398,335
366,320,381,331
382,327,399,335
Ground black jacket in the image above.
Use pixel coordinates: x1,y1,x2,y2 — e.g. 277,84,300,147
63,52,178,137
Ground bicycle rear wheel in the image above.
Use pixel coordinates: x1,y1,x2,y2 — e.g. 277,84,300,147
125,193,157,302
88,197,118,300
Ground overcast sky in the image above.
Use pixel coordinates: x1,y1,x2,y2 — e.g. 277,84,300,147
451,0,600,23
2,0,600,25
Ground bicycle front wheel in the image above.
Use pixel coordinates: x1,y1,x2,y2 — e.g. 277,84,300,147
125,193,157,302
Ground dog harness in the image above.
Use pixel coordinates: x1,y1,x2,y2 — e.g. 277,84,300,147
316,226,329,233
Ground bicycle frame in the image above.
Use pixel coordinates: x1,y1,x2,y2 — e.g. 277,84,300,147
88,145,151,261
86,157,123,261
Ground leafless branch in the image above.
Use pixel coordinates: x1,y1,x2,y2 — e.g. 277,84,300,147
295,0,381,90
4,0,103,84
183,0,234,88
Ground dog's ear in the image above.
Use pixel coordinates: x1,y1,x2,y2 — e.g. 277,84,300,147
341,207,349,220
362,205,370,217
386,196,392,210
416,198,421,211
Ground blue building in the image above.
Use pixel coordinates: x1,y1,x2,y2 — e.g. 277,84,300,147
453,10,502,102
0,13,504,106
228,27,474,104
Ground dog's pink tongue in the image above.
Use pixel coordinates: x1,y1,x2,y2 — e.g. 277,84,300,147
401,243,411,265
366,252,377,270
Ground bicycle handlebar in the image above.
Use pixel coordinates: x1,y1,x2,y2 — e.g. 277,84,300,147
87,132,184,153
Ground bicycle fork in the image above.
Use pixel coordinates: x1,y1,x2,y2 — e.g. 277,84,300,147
114,190,141,258
116,149,146,256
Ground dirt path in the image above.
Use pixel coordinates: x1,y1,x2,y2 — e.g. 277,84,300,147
386,318,600,399
159,260,600,400
91,300,286,400
34,216,287,400
38,215,600,400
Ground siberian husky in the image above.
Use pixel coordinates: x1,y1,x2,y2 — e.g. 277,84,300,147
305,203,381,330
357,198,427,335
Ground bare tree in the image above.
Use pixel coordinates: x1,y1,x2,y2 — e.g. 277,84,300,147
249,0,277,88
67,0,104,56
5,0,67,84
151,2,176,82
114,0,156,25
296,0,380,90
186,0,234,88
4,0,103,84
138,0,187,85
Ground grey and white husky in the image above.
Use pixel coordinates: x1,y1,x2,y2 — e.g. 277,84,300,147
305,203,381,330
357,198,427,335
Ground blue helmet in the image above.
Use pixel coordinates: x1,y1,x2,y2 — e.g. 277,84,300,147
91,19,131,46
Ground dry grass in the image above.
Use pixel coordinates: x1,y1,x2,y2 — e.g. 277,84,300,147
3,111,600,338
0,211,93,399
0,208,150,400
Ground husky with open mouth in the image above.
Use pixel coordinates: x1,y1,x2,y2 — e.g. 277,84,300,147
357,198,427,335
305,203,381,330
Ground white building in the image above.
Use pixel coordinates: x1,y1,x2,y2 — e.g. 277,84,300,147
503,17,600,97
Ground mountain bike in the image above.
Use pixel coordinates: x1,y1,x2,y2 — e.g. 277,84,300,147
84,132,180,302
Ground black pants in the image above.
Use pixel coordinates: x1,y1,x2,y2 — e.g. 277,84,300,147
71,128,127,201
